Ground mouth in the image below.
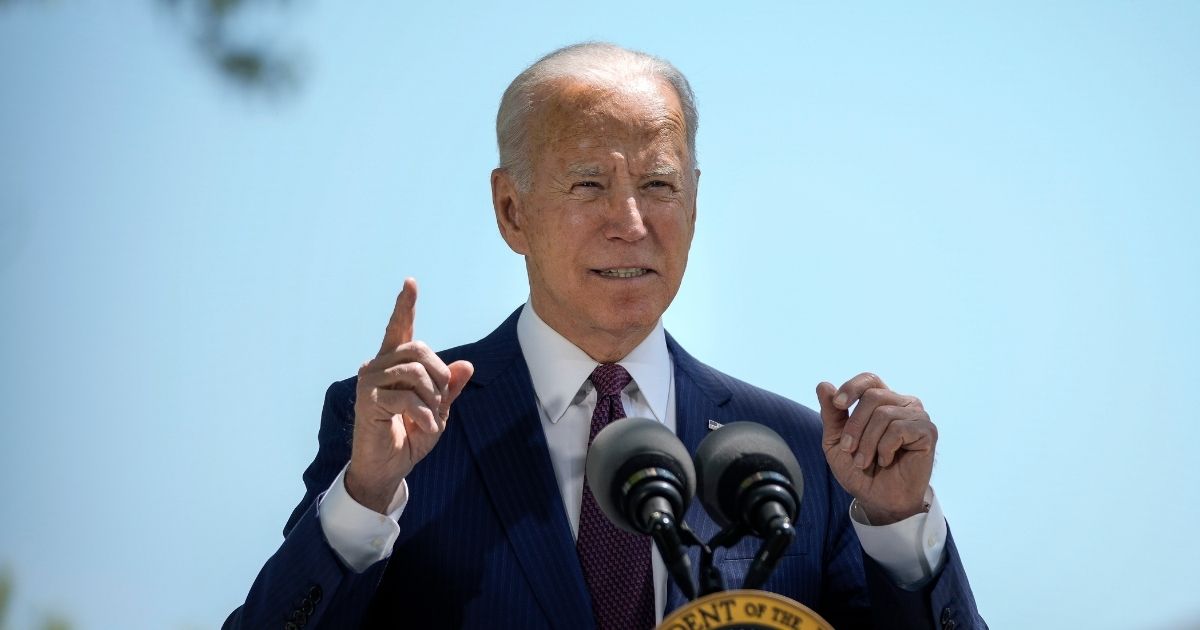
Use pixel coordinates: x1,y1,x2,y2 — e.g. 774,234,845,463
592,267,653,279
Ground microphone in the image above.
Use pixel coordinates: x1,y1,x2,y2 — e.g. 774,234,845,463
585,417,698,600
694,422,804,589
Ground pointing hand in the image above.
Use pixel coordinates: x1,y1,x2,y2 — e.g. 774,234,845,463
346,278,474,513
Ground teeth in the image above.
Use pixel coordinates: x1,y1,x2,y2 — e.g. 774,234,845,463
598,268,648,278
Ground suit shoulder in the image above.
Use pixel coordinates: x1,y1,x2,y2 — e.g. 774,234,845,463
326,374,358,399
434,340,481,365
700,364,824,437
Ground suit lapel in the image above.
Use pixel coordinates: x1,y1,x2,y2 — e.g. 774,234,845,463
666,331,732,463
456,310,593,629
663,333,733,611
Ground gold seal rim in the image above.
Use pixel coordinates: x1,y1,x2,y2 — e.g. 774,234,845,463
657,589,835,629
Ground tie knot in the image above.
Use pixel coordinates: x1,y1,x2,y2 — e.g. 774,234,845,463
589,363,631,398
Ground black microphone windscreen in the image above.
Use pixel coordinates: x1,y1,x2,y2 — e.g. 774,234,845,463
585,417,696,533
694,422,804,528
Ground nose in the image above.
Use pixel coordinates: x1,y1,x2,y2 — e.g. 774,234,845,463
604,179,648,242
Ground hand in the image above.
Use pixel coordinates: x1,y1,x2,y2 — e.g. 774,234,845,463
346,278,474,514
816,373,936,525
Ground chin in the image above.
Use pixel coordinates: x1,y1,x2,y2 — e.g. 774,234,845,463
596,300,664,335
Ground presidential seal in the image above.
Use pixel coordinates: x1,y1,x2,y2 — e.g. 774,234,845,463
658,590,835,630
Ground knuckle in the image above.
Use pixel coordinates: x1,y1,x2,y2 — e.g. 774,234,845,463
861,387,887,406
893,421,917,438
425,365,451,387
874,405,899,421
431,358,451,376
392,362,421,379
406,361,428,377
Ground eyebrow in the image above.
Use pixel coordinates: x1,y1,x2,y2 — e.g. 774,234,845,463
643,164,680,178
564,163,681,178
567,164,604,178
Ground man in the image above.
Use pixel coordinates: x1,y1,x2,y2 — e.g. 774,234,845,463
226,42,984,629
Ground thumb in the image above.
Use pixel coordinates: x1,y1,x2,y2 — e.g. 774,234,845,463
445,360,475,406
816,381,848,447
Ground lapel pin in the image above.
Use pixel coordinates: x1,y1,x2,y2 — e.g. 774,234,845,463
707,419,723,431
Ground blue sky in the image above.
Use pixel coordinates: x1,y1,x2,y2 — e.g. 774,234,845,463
1,2,1197,628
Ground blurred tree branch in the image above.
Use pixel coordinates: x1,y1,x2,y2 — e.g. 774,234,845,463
160,0,302,93
0,567,11,630
0,566,75,630
0,0,304,94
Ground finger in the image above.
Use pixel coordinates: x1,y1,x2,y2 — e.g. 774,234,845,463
436,360,472,420
840,387,917,454
816,381,848,449
438,360,475,420
378,277,418,356
372,388,438,433
854,405,926,470
833,372,888,410
445,361,474,403
362,341,451,391
876,418,937,468
360,363,442,410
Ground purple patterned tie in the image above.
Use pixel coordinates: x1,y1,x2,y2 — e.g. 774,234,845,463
577,363,655,630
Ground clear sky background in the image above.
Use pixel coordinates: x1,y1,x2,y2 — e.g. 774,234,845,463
1,2,1197,629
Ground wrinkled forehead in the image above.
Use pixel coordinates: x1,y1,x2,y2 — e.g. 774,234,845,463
530,77,688,154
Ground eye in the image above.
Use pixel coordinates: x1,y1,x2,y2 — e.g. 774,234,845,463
573,181,603,190
644,180,677,192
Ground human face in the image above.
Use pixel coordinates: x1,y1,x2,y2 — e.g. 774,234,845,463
492,77,698,361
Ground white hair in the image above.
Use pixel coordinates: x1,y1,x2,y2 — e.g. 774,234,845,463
496,42,699,191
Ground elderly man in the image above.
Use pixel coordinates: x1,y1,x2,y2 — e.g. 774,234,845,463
227,43,984,629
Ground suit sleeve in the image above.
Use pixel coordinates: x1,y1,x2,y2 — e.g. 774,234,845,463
818,468,986,630
224,379,391,630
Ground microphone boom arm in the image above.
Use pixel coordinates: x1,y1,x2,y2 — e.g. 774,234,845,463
643,506,699,601
742,517,794,590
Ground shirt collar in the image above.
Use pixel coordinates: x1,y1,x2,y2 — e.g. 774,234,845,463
516,301,671,425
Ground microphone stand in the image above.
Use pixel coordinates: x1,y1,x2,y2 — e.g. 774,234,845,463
742,518,794,590
644,510,700,601
698,517,795,594
698,526,741,596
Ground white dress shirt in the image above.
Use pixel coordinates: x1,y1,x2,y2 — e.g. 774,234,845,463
317,302,948,616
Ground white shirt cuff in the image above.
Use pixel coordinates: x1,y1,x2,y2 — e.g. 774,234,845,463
317,465,409,573
849,487,946,590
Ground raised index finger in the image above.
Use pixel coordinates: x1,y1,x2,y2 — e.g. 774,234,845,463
378,277,418,356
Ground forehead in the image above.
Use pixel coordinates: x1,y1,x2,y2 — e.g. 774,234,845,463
530,77,688,158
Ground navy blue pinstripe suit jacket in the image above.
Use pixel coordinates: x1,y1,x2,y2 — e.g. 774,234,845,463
226,308,984,629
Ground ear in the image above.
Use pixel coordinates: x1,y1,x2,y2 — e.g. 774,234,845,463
492,168,530,255
688,168,701,229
